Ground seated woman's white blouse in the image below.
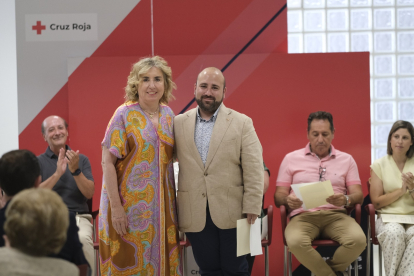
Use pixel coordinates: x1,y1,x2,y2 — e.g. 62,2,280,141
371,155,414,215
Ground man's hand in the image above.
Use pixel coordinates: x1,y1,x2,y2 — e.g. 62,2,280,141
326,193,346,207
287,194,303,210
66,149,80,173
111,205,128,236
246,213,258,225
55,148,68,177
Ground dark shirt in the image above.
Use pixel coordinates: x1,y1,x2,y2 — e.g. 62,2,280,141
50,212,89,267
0,201,10,247
37,146,94,213
0,201,88,267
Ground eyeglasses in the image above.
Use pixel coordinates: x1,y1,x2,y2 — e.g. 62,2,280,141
319,166,326,182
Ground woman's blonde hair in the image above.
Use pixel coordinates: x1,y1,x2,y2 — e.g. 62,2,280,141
125,56,176,104
4,188,69,256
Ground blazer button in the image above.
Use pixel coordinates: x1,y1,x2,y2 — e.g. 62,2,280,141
204,173,208,176
202,193,205,197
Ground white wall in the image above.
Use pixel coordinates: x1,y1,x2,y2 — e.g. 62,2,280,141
0,0,19,156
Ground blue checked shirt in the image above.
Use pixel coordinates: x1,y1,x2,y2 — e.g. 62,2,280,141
194,105,221,165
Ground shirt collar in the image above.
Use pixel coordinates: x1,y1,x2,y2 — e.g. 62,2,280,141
45,145,70,159
304,142,336,158
196,104,222,122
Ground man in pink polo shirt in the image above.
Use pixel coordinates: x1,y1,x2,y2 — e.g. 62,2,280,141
274,111,366,276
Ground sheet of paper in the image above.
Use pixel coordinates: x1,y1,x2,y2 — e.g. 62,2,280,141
381,214,414,224
261,215,268,240
250,218,263,256
292,180,334,210
237,218,250,256
291,182,318,210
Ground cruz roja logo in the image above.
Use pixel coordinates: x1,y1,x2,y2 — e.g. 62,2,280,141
31,21,92,34
32,21,46,35
50,23,92,31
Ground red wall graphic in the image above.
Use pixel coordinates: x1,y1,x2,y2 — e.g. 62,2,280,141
18,1,371,275
67,52,370,275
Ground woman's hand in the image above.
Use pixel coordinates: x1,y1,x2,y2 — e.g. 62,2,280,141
111,205,128,236
400,180,408,196
402,172,414,190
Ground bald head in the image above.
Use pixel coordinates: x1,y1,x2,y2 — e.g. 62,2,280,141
194,67,227,119
41,116,67,135
41,116,69,153
196,67,226,89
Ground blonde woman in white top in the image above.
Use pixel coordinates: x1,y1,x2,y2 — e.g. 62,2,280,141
370,120,414,276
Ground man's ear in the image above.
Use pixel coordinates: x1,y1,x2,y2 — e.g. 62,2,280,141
34,175,42,188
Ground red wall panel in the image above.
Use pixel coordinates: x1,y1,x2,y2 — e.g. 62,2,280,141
67,52,370,275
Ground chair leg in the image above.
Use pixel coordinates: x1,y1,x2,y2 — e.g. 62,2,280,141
182,247,187,276
354,258,358,276
378,246,382,276
284,246,288,276
265,245,269,276
289,251,292,276
366,220,371,276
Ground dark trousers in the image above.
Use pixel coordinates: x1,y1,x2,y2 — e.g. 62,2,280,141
186,207,249,276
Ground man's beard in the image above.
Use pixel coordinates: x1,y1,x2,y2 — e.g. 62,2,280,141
195,96,223,114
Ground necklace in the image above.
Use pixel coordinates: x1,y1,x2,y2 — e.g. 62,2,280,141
142,106,159,119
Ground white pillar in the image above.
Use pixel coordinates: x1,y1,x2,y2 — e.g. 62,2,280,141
0,0,19,156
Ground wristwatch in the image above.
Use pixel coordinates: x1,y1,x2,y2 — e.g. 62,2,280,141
71,168,81,176
344,195,351,207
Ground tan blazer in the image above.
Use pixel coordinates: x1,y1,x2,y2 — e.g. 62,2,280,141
174,104,264,232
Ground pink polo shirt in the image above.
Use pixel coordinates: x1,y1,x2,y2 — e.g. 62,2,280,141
276,143,361,217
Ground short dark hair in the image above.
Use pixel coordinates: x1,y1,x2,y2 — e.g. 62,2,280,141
307,111,334,133
387,120,414,158
0,150,40,196
41,117,68,135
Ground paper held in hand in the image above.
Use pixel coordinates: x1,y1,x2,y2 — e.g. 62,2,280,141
236,216,266,257
291,180,334,210
381,214,414,224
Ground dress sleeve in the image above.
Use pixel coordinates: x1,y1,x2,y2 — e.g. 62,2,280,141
370,160,383,181
101,105,128,159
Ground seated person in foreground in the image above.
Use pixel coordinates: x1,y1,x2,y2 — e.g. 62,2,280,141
0,188,79,276
0,149,89,268
370,120,414,276
274,111,366,276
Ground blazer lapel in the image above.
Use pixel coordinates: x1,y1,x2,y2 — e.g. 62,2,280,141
183,109,204,171
204,105,232,170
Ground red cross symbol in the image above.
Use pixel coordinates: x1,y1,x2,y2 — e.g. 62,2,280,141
32,21,46,35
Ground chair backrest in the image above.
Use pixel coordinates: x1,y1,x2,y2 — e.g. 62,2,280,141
87,198,92,213
77,264,89,276
279,205,288,246
264,205,273,246
365,180,380,244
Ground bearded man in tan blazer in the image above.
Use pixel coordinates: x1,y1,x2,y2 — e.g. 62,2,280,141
174,67,264,276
